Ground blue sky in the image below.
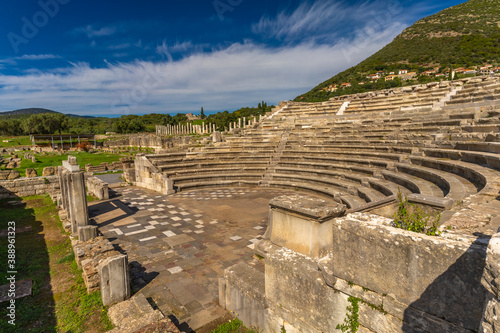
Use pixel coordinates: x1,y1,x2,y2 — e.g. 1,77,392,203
0,0,465,116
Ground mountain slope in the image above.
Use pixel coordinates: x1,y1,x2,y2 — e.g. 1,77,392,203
296,0,500,102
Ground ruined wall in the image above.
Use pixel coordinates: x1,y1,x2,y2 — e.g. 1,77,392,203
104,134,193,149
86,176,109,200
133,154,174,195
221,195,491,333
0,176,60,198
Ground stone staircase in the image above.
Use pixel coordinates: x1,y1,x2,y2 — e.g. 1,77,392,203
337,101,350,116
260,130,290,186
434,84,465,109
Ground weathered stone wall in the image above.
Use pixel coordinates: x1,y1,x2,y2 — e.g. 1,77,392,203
103,134,193,149
0,176,60,198
329,213,486,333
480,233,500,332
134,154,174,195
86,176,109,200
222,195,491,333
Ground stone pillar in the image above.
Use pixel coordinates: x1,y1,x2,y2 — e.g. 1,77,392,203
213,124,216,132
258,195,346,259
99,254,131,306
243,117,246,128
212,131,222,143
69,171,89,234
238,118,242,128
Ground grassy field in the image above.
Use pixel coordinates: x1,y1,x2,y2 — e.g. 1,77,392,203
0,136,32,148
0,195,112,332
0,151,127,176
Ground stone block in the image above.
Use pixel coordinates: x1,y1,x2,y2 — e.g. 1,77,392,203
6,161,18,169
265,246,349,332
68,155,77,165
7,171,20,180
25,168,37,178
99,254,130,306
42,166,55,176
212,131,222,143
331,212,487,331
266,195,345,258
78,226,98,242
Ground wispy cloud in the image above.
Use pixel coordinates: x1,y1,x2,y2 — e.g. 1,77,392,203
252,0,411,44
74,25,117,38
0,54,61,66
252,1,347,42
14,54,61,60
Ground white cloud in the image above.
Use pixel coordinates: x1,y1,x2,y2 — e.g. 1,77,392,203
74,25,117,38
15,54,61,60
0,54,61,65
0,20,403,116
252,0,407,44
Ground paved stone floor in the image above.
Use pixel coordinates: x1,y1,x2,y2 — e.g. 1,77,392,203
88,185,304,332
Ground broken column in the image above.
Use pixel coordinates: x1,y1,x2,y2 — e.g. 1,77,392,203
60,156,89,235
78,225,98,242
212,131,222,143
99,254,131,306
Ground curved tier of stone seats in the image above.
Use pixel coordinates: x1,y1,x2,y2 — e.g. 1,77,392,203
277,150,476,203
446,77,500,105
343,86,451,115
147,150,272,192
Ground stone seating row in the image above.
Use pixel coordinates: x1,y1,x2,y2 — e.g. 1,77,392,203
277,152,477,202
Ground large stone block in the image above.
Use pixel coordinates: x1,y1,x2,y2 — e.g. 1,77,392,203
25,168,37,178
330,212,487,331
266,195,345,258
99,254,130,306
265,246,349,332
78,226,98,242
42,166,55,176
7,171,20,180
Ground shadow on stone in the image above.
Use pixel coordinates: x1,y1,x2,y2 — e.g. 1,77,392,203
129,261,160,293
168,314,194,333
402,236,488,332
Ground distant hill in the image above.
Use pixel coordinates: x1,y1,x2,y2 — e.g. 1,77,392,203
296,0,500,102
0,108,95,119
0,108,59,117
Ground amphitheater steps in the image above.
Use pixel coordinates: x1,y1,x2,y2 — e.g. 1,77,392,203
260,130,290,186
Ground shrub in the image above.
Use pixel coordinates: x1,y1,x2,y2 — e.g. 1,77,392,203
393,191,441,236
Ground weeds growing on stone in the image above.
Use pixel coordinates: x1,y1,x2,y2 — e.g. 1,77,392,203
393,190,441,236
211,317,259,333
337,296,360,333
